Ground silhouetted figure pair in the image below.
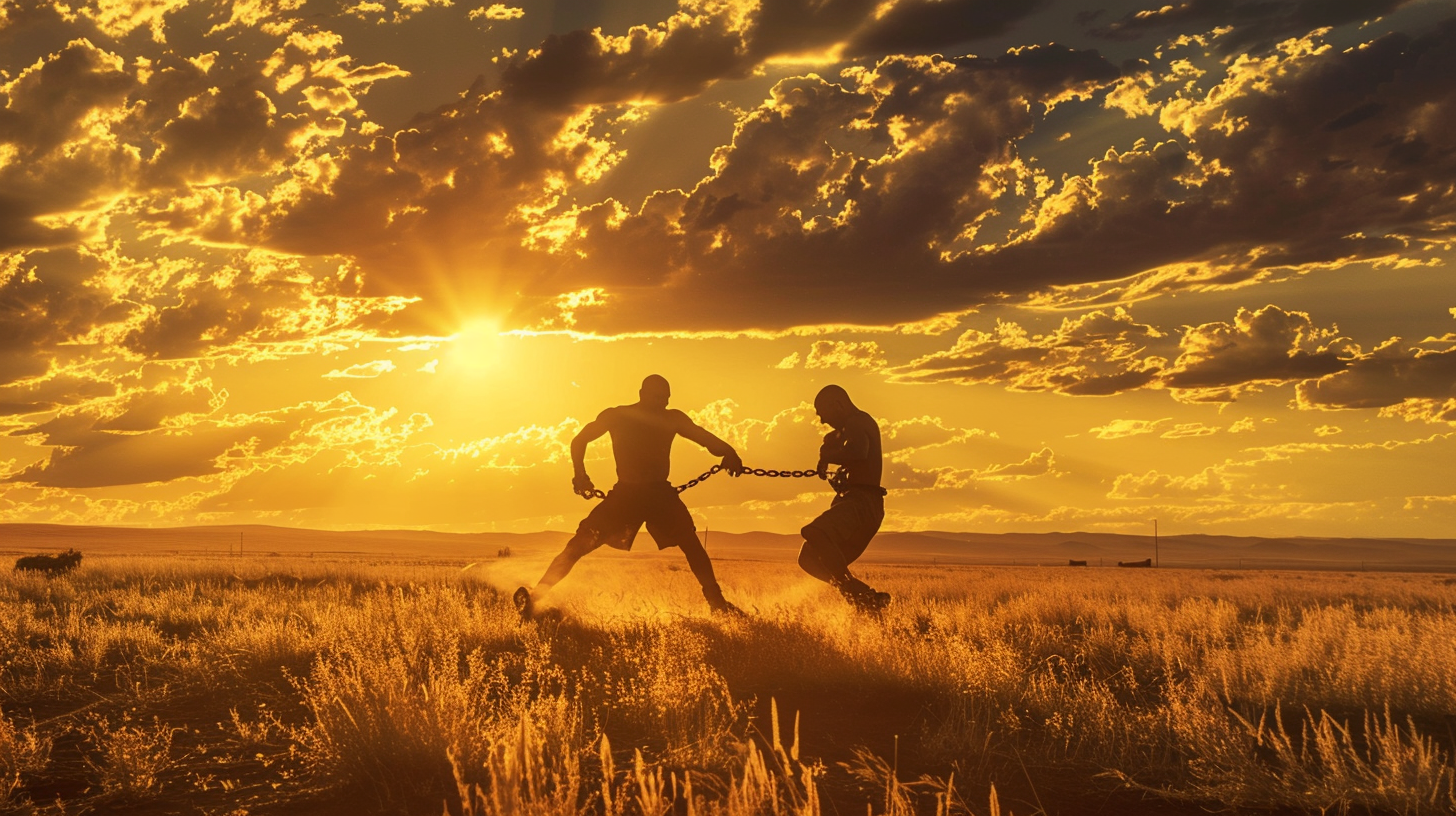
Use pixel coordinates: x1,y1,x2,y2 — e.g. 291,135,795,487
516,377,887,620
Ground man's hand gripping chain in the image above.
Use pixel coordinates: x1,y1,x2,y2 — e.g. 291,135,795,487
573,463,837,500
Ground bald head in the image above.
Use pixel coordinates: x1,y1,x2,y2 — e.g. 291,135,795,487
814,384,855,427
640,374,671,409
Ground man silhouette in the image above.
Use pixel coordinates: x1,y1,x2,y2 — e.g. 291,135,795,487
514,375,746,619
798,385,890,612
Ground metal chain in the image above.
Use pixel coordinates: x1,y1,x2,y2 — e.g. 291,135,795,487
576,464,828,501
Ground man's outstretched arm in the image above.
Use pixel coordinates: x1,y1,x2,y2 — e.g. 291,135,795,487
676,415,745,475
570,417,610,494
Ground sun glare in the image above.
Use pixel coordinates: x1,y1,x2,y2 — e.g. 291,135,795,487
445,318,511,376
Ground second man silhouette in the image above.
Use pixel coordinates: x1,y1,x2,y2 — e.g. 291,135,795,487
798,384,890,612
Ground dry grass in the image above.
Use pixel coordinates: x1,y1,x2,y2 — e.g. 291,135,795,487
0,553,1453,814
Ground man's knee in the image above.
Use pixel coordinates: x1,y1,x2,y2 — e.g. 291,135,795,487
797,544,820,573
564,530,601,558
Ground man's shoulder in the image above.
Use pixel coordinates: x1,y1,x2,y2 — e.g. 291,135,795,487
853,409,880,430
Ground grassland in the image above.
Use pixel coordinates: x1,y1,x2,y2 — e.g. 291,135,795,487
1,551,1454,815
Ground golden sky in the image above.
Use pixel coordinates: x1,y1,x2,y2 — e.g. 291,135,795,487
1,0,1454,537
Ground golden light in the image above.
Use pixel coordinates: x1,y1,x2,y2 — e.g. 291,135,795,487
444,318,511,377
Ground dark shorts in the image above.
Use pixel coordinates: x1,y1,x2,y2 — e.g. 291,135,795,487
801,488,885,565
577,482,697,551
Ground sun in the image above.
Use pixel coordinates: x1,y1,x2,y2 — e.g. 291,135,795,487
444,318,510,377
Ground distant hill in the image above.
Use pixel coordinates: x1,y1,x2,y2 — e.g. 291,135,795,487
2,524,1454,572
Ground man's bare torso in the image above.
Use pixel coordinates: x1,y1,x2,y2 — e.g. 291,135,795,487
600,404,688,485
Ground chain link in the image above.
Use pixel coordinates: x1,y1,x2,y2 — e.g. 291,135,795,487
576,464,828,501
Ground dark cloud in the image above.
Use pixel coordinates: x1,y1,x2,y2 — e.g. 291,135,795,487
888,308,1166,395
7,387,242,488
157,9,1456,338
1296,339,1456,411
1009,19,1456,309
842,0,1052,57
0,249,130,385
894,303,1456,418
497,0,1053,111
0,372,116,417
1162,305,1350,399
1089,0,1414,52
0,38,138,251
6,390,425,490
541,46,1120,330
159,0,1064,330
509,19,1452,332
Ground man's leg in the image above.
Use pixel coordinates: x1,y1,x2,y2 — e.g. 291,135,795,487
677,533,741,612
536,530,604,594
516,530,603,620
647,490,743,615
798,530,875,596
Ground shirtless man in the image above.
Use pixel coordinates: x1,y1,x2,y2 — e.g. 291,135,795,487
798,385,890,612
514,375,746,619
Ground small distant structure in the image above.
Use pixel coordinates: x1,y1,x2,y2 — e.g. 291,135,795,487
497,546,512,558
1068,559,1088,567
15,549,82,576
1119,558,1152,568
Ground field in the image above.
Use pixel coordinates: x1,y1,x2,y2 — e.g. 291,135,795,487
2,549,1455,815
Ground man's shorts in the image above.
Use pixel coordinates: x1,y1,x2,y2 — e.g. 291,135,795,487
801,487,885,565
577,481,698,551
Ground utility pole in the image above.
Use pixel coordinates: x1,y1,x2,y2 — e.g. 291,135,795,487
1153,518,1159,568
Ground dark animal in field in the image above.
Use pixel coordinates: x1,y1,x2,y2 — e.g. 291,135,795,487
14,549,82,576
1068,559,1087,567
1118,558,1152,568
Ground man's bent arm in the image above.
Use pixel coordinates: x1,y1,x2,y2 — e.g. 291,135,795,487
571,418,610,478
819,427,870,465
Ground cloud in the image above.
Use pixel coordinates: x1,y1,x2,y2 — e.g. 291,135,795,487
888,307,1165,395
1089,418,1169,439
975,447,1056,481
1108,466,1230,499
1378,398,1456,426
0,248,129,385
495,0,1054,111
0,38,138,250
0,370,117,417
1088,0,1414,53
1019,24,1456,310
539,46,1120,331
471,5,524,23
882,415,990,456
435,420,577,470
1162,305,1350,401
8,390,432,489
1160,422,1219,439
1294,338,1456,417
802,340,885,369
73,0,197,41
323,359,396,379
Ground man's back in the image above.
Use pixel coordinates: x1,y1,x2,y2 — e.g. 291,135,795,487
601,403,686,484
